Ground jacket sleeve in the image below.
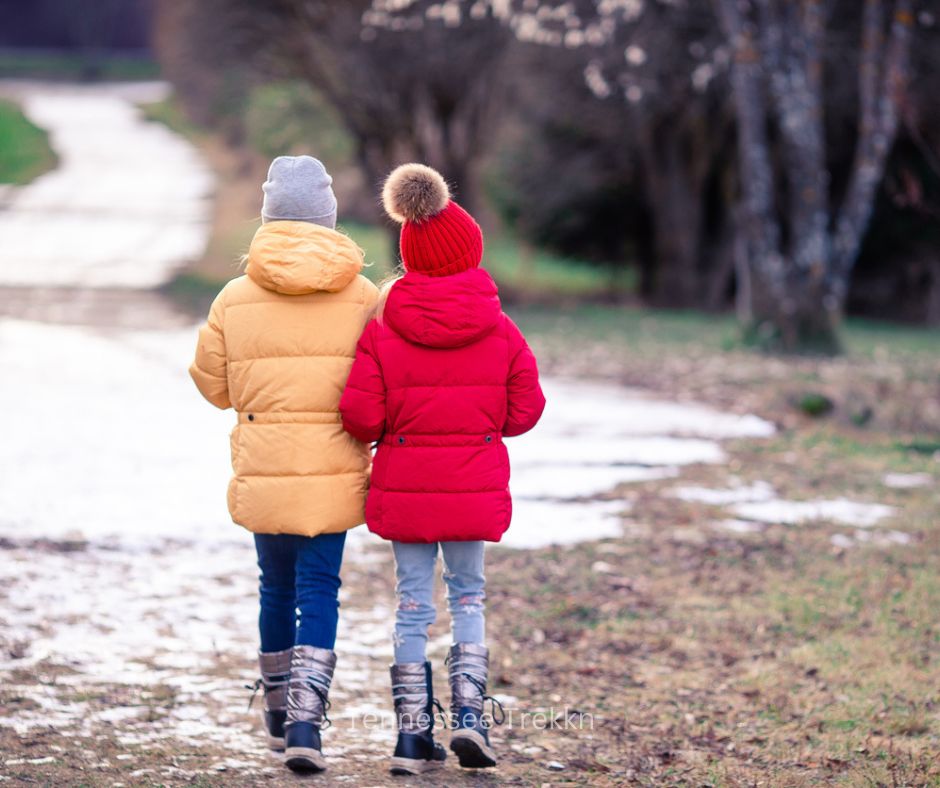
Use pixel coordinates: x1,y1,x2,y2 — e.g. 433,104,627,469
189,289,232,410
340,320,386,443
503,318,546,437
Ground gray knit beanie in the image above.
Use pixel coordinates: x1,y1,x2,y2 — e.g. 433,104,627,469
261,155,337,228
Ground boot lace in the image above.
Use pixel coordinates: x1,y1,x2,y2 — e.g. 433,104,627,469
461,673,506,727
245,678,263,710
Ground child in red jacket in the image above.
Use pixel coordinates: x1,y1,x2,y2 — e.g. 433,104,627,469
340,164,545,774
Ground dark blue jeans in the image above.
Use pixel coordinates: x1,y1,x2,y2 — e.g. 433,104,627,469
254,532,347,652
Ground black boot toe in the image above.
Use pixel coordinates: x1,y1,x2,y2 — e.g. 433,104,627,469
284,722,326,772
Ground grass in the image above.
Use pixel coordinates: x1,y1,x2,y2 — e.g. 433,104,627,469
0,99,57,185
140,96,205,142
340,222,636,297
471,414,940,784
0,49,159,81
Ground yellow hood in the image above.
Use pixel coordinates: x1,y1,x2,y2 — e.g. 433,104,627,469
246,221,365,295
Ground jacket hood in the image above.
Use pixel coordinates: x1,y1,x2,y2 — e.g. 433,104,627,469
384,268,501,348
246,221,364,295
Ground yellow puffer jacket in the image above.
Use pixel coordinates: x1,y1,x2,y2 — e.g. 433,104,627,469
190,221,379,536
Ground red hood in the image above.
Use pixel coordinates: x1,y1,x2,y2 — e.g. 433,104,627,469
384,268,502,348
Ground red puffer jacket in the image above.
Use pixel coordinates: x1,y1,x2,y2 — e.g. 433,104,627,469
339,267,545,543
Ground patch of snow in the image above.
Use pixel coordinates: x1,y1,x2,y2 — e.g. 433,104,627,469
500,500,626,549
0,319,232,542
0,81,212,289
509,435,726,468
830,529,912,548
711,519,766,535
534,379,775,440
672,481,775,506
732,498,896,528
882,472,932,489
512,464,677,499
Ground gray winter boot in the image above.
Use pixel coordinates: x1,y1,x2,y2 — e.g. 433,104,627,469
284,646,336,773
447,643,504,768
249,648,291,751
389,661,447,775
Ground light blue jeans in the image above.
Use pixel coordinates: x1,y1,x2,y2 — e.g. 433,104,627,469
392,540,486,664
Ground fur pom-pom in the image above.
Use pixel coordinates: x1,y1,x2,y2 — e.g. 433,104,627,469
382,163,450,223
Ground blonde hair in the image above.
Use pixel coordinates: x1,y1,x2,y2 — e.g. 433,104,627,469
374,268,405,324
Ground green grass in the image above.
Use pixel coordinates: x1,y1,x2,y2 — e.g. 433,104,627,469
843,316,940,357
342,221,398,284
0,99,57,184
507,301,739,357
140,97,205,141
507,301,940,359
244,81,354,170
342,221,636,297
484,234,635,298
0,50,159,81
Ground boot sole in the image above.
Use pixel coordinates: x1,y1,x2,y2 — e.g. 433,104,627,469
267,734,285,752
450,730,497,768
285,747,327,772
389,756,443,775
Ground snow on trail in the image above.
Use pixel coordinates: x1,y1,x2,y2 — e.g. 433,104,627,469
0,81,212,287
0,319,776,547
504,378,774,548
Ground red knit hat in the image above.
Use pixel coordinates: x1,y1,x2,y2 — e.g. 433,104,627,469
382,163,483,276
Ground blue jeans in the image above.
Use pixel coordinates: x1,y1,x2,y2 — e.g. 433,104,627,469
392,540,486,664
254,532,346,652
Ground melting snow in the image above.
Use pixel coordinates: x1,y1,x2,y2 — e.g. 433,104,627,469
500,500,628,549
511,464,678,499
0,318,777,550
711,519,766,535
830,529,912,549
0,81,212,288
672,481,900,533
732,498,896,528
672,481,776,506
882,472,932,489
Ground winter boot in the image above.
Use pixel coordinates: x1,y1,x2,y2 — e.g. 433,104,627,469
389,661,447,775
283,645,336,773
447,643,504,768
248,648,291,751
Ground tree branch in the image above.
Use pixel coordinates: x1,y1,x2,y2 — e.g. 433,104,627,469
831,0,914,290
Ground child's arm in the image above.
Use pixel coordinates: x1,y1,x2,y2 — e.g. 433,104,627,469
189,291,232,409
340,320,386,443
503,318,546,437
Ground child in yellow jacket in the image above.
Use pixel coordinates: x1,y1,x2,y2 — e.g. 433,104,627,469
190,156,377,772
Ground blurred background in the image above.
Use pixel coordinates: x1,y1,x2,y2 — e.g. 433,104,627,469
4,1,940,336
1,1,938,785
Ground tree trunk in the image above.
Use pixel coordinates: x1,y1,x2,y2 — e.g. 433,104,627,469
716,0,836,352
830,0,914,301
637,120,705,307
925,258,940,326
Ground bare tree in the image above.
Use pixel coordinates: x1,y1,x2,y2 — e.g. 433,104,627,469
379,0,734,306
411,0,920,347
156,0,512,260
715,0,916,351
